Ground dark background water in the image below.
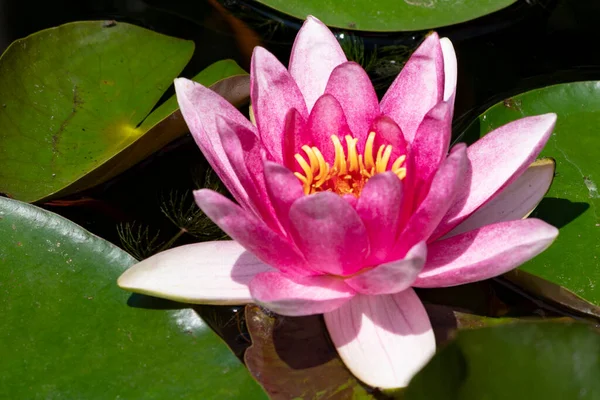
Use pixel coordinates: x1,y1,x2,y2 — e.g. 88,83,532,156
1,0,598,319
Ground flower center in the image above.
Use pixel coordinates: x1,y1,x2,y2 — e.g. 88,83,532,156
293,132,407,197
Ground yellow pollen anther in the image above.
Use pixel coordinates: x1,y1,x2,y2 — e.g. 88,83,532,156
294,153,313,183
301,145,319,174
345,135,359,172
391,155,407,172
293,132,407,196
331,135,347,174
312,147,328,182
365,132,376,170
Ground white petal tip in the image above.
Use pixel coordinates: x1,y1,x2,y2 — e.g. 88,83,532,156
325,291,436,389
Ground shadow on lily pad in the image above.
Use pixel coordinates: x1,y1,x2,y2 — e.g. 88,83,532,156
530,197,589,229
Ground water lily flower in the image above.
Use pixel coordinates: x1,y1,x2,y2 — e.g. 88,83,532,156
118,16,559,389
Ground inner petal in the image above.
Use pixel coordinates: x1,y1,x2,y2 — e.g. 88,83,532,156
294,131,408,197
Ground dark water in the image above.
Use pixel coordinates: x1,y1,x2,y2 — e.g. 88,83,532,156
2,0,599,355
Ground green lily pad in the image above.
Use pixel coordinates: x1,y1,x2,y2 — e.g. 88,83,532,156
0,21,249,203
255,0,517,32
243,302,552,398
405,322,600,399
0,196,266,399
458,81,600,317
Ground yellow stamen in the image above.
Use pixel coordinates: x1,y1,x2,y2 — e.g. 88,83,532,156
331,135,347,174
391,155,407,172
395,168,407,180
312,147,330,187
345,135,359,172
376,145,393,173
301,145,319,174
293,131,407,197
294,154,313,193
364,132,376,170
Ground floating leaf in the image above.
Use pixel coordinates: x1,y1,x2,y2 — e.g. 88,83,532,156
0,197,266,399
458,81,600,317
0,21,248,202
254,0,517,32
405,322,600,399
244,305,374,400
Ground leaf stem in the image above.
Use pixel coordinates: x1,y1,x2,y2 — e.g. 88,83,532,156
157,227,187,252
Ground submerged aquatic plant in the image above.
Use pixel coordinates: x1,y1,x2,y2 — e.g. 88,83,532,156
118,16,558,388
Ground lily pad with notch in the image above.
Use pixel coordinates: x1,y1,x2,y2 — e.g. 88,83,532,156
0,196,266,399
457,81,600,318
0,21,248,203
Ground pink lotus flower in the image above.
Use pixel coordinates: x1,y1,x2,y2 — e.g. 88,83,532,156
118,16,559,389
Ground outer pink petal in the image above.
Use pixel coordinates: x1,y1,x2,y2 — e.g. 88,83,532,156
410,100,453,198
306,94,353,164
446,159,555,237
249,271,355,316
194,189,313,277
263,161,304,229
392,144,468,258
380,33,444,143
289,15,347,111
174,78,253,210
345,242,427,295
217,116,281,232
434,113,557,238
117,241,274,304
251,46,308,162
324,290,435,389
414,219,559,288
288,192,369,276
356,172,403,264
324,61,379,141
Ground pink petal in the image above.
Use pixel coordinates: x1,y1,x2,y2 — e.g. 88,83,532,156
194,189,313,277
117,241,273,304
414,218,559,288
306,94,354,164
324,290,435,389
356,172,404,264
440,37,457,104
410,100,453,197
324,61,379,141
288,192,369,276
345,242,427,295
174,78,254,210
380,33,444,143
217,116,281,232
251,46,308,162
434,114,557,238
393,144,468,257
249,271,355,316
282,108,309,169
369,115,408,164
446,158,555,237
263,160,304,228
289,15,347,111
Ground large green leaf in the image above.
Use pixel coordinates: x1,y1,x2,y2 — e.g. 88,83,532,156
458,81,600,317
255,0,517,32
0,196,266,399
0,21,248,202
405,322,600,399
